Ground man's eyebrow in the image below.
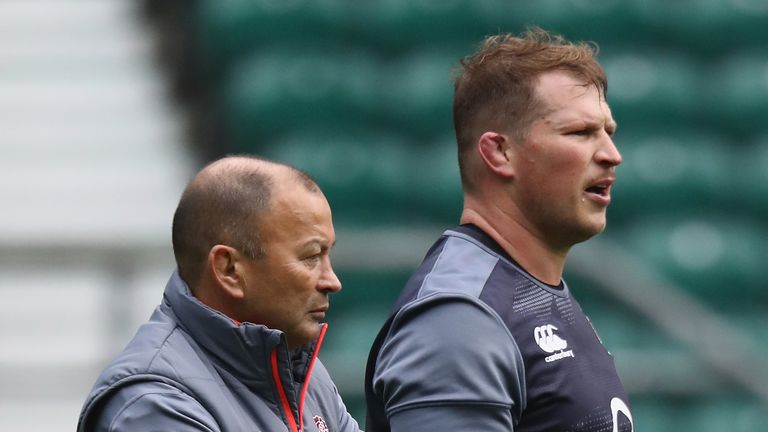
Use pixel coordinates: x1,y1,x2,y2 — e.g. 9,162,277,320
303,238,336,249
562,114,617,128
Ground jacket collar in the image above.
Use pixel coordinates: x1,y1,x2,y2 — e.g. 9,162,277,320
161,271,320,391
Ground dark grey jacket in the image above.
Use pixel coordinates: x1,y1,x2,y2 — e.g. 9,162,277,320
78,272,360,432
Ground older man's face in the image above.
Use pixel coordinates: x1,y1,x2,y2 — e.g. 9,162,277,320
240,182,341,350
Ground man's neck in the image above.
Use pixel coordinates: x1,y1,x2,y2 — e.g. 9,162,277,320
460,200,569,286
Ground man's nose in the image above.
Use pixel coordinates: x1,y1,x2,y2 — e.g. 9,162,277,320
596,135,622,167
319,259,342,293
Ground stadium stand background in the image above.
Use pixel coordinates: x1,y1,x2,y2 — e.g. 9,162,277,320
0,1,191,430
1,0,767,430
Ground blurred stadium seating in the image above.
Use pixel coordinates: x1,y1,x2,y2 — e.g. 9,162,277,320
2,0,766,430
0,0,190,430
148,0,768,428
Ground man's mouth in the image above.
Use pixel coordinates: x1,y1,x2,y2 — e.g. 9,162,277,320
585,185,609,196
584,178,614,205
309,305,329,316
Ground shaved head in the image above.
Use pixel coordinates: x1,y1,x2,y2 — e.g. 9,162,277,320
171,155,319,286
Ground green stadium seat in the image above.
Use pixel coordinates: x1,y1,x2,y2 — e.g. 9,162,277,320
405,136,463,224
260,132,415,225
260,131,462,225
329,269,411,315
320,310,376,422
618,216,766,304
703,52,768,134
609,129,731,224
569,283,673,352
222,48,459,147
628,396,768,432
344,0,488,53
194,0,350,75
222,49,380,149
324,310,390,358
602,53,701,126
686,397,768,432
379,51,457,138
628,397,685,432
734,137,768,218
491,0,640,47
345,1,653,61
344,1,654,59
732,312,768,358
629,0,768,55
584,309,660,352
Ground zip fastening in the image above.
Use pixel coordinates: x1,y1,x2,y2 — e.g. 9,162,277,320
270,324,329,432
298,324,327,429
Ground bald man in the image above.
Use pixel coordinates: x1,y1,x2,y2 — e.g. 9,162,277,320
78,156,361,432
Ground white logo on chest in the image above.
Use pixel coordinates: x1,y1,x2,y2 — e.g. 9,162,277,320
534,324,575,362
611,397,634,431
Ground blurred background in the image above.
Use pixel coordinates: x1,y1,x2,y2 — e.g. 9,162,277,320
1,0,767,430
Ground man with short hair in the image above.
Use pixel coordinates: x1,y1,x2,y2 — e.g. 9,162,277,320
79,156,361,432
365,29,634,431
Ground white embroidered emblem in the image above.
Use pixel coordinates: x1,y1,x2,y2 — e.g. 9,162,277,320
313,415,329,432
534,324,575,363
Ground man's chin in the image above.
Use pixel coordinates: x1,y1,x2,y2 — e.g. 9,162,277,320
302,325,323,343
570,220,607,245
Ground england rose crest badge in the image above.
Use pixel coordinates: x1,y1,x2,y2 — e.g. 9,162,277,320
313,415,329,432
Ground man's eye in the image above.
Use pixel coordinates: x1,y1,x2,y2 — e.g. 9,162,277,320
570,129,591,136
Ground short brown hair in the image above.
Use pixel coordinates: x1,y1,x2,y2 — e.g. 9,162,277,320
453,28,606,190
171,155,319,285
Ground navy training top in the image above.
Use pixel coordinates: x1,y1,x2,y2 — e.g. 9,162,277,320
365,225,633,431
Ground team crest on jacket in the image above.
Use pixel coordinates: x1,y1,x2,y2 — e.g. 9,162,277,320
313,415,329,432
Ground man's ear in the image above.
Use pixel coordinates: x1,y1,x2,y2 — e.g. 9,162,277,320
207,245,246,299
477,132,515,179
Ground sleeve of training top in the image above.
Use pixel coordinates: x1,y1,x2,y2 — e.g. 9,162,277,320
373,296,526,431
93,381,221,432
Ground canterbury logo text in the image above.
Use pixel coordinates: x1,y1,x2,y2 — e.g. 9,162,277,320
534,324,575,362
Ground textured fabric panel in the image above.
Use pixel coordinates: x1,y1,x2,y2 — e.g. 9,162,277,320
417,235,499,299
374,297,525,431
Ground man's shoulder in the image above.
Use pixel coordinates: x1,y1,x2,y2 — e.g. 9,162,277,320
105,305,225,391
79,308,210,417
395,227,537,313
395,230,499,303
77,308,213,431
81,379,219,432
110,308,190,374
